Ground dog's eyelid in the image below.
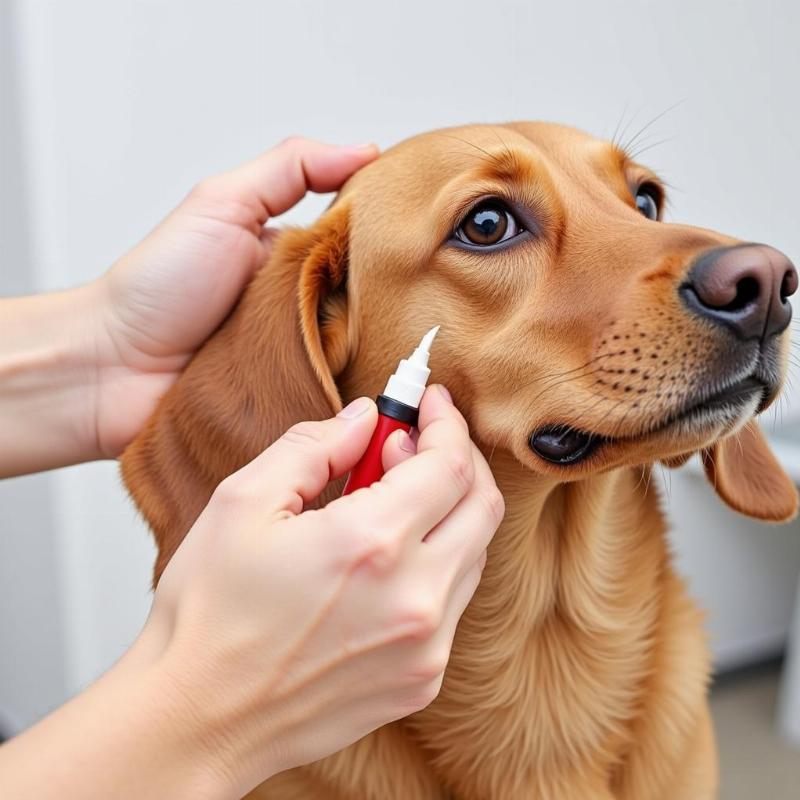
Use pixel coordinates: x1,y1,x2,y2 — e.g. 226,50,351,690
628,167,666,201
638,179,664,201
452,194,518,228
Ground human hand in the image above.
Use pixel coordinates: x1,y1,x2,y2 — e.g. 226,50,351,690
90,137,378,457
129,385,504,797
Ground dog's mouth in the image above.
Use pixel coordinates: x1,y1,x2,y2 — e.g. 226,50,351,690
529,374,770,466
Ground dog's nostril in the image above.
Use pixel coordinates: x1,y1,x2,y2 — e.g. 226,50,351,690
781,267,798,301
722,276,760,312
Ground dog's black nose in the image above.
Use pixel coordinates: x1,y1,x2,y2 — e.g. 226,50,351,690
681,244,797,340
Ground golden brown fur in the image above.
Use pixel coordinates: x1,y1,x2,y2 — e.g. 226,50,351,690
121,122,798,799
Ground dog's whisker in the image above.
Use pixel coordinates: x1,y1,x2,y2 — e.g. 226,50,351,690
620,99,684,158
659,464,673,504
435,133,501,167
521,369,616,416
513,352,622,402
610,102,631,150
487,126,516,169
627,136,677,161
614,106,644,157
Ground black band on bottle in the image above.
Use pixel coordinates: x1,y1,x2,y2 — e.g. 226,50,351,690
376,394,419,426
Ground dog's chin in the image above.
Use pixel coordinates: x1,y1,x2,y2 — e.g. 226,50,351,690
529,375,770,469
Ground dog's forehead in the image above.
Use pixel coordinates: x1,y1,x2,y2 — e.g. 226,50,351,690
412,121,606,160
346,122,622,199
501,121,601,152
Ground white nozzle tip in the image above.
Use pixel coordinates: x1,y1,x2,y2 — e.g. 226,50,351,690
383,325,441,408
419,325,440,353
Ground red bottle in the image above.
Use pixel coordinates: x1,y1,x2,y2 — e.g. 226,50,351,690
342,326,440,495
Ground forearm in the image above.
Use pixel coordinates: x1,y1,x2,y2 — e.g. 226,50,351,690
0,633,237,800
0,285,104,477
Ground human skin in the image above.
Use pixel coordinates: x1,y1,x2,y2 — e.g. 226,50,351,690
0,137,379,477
0,387,503,800
0,137,504,799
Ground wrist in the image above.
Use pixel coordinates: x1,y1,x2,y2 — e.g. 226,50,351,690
126,604,292,798
113,645,238,799
123,620,282,798
0,624,238,800
0,283,107,476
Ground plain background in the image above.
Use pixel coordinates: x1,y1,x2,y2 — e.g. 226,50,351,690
1,0,799,747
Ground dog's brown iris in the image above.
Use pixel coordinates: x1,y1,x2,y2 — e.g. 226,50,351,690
461,202,508,245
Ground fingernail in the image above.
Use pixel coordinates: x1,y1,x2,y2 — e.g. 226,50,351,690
338,396,371,419
398,431,417,454
348,142,378,152
436,384,452,403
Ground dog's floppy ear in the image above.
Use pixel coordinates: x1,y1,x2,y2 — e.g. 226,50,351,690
701,419,798,522
121,201,352,583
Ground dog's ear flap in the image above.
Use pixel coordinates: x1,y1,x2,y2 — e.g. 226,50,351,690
121,201,352,583
701,419,798,522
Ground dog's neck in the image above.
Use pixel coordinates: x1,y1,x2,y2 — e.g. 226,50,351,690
466,450,667,632
406,450,673,797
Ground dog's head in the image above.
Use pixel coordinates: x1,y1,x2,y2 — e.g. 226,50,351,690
123,122,798,581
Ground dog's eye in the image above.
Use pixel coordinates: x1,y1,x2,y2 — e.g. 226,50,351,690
635,183,661,221
454,201,523,246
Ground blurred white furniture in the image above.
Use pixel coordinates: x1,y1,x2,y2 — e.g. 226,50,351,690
769,430,800,748
663,430,800,750
779,582,800,747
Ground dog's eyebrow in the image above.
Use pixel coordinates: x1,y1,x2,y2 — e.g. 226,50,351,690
609,144,630,167
474,146,536,185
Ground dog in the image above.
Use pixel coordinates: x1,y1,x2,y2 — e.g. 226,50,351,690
121,122,799,799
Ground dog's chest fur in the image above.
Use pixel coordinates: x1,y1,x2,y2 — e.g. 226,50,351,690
253,463,711,800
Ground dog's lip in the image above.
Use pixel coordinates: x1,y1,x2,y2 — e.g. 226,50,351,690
529,374,769,466
641,374,768,435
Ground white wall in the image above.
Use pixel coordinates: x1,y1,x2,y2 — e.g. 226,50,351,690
0,2,67,735
2,0,799,733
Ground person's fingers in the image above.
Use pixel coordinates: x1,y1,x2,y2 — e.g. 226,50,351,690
324,385,475,543
216,397,377,516
195,138,379,227
423,443,504,577
384,557,486,715
415,384,467,436
434,556,486,657
381,428,417,473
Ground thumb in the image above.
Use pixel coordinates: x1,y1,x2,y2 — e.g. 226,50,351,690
225,397,377,516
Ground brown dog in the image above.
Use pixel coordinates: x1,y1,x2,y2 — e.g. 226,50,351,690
121,122,799,799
